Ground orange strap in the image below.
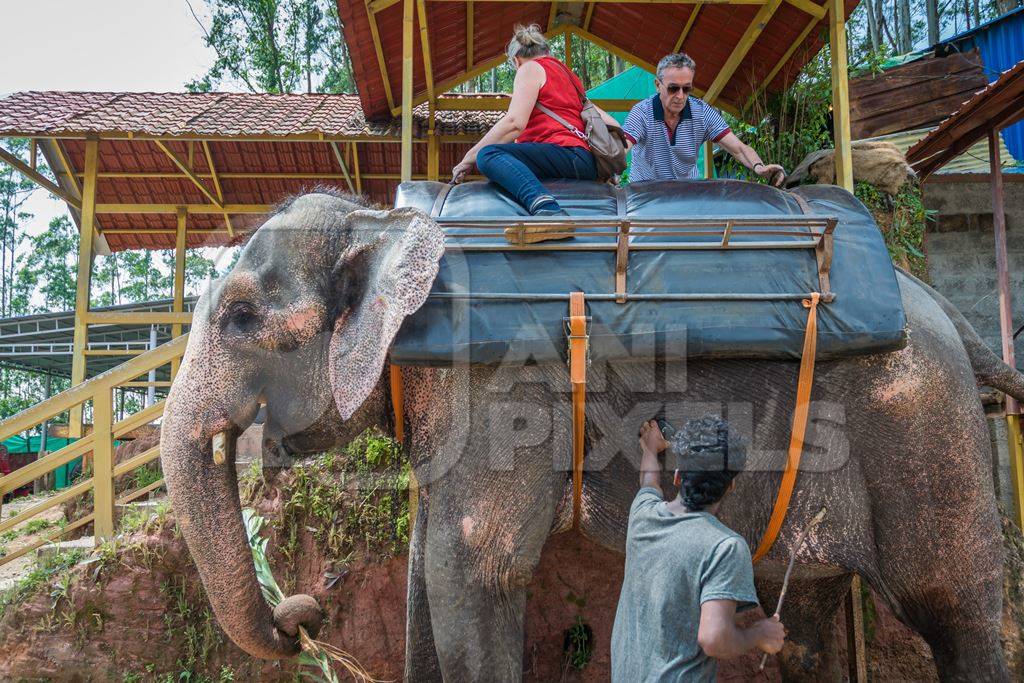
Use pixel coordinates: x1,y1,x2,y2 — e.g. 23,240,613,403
389,364,405,444
751,292,821,563
568,292,588,531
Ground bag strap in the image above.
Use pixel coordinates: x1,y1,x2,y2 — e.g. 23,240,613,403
534,101,587,140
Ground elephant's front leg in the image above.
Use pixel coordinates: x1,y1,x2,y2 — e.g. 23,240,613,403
423,463,563,681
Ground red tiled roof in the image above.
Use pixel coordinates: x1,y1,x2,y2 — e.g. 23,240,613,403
906,59,1024,178
336,0,857,121
0,91,494,251
0,91,499,138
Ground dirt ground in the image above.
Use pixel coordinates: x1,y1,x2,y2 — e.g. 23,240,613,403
0,490,65,592
0,449,1019,681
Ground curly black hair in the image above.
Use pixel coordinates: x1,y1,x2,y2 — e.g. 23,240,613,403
669,415,747,511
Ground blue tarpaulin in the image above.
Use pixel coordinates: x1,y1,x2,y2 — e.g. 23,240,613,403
939,6,1024,167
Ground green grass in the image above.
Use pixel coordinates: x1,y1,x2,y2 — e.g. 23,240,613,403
277,429,409,574
0,548,88,620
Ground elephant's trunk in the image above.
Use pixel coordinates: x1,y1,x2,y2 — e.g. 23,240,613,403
161,354,322,660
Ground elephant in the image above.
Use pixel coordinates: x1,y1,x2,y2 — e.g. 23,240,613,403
160,188,1018,682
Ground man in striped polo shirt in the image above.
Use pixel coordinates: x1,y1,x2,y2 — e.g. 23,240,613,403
623,53,786,185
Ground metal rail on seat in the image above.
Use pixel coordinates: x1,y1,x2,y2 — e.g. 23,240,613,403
435,215,838,303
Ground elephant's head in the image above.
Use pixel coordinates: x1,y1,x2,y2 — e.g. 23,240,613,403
159,191,443,659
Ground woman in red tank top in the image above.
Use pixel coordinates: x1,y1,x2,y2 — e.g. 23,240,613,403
451,24,618,235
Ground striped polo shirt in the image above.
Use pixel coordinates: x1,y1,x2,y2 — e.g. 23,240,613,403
623,95,731,181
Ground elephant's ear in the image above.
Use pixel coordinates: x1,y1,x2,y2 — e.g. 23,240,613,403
329,207,444,420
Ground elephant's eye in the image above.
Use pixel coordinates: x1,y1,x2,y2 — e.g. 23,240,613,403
224,301,259,334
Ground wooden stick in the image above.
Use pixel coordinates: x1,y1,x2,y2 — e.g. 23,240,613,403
759,506,827,672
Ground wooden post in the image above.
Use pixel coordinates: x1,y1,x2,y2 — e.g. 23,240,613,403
828,0,853,192
351,142,363,195
565,31,573,71
401,0,414,183
171,208,187,379
69,139,99,438
92,385,115,542
703,141,714,179
990,130,1024,529
845,575,868,682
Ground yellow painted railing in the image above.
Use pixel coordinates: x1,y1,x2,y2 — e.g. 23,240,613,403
0,335,188,567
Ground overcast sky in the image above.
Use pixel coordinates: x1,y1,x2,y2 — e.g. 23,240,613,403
3,0,218,251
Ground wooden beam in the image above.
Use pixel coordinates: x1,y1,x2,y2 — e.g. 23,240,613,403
416,0,436,108
565,30,573,71
153,140,224,209
351,142,363,194
547,0,558,31
329,141,356,193
92,386,115,542
746,15,818,109
466,1,474,69
829,0,852,191
424,0,765,3
69,139,98,439
0,145,82,209
435,94,639,111
95,203,271,214
785,0,825,18
401,0,415,182
988,129,1024,530
673,3,702,53
366,0,397,112
562,25,656,74
200,140,233,238
85,311,194,325
171,207,187,378
703,0,784,103
583,1,596,29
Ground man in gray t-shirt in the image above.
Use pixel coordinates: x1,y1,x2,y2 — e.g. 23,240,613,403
611,416,785,682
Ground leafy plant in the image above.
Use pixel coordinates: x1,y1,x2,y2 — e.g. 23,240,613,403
243,509,377,683
855,180,932,277
562,615,594,672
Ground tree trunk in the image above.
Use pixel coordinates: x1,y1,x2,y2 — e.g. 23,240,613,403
897,0,912,52
866,0,881,51
926,0,940,46
972,0,981,27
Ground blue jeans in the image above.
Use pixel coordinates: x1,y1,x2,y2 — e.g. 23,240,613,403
475,143,598,213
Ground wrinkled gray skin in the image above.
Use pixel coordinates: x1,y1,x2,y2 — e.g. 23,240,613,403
161,192,1013,681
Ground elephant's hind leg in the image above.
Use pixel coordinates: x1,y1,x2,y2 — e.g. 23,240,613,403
757,573,851,682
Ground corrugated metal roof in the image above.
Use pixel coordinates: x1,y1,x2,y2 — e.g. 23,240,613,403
906,59,1024,177
860,127,1013,174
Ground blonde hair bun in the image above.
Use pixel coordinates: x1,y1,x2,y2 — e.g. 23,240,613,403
507,24,550,62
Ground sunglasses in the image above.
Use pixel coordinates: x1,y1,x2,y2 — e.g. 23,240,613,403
659,80,693,95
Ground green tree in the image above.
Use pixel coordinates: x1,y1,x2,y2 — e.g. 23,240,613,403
186,0,354,93
18,215,78,313
0,139,44,317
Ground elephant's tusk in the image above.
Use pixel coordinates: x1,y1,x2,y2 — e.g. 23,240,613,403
211,431,235,466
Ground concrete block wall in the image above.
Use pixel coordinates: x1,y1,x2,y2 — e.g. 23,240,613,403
924,174,1024,519
923,174,1024,364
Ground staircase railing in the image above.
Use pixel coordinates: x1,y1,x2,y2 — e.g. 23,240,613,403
0,334,188,568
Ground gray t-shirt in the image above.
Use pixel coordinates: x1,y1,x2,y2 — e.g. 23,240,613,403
610,487,759,682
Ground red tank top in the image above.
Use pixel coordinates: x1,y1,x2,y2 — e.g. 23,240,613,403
517,56,590,150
